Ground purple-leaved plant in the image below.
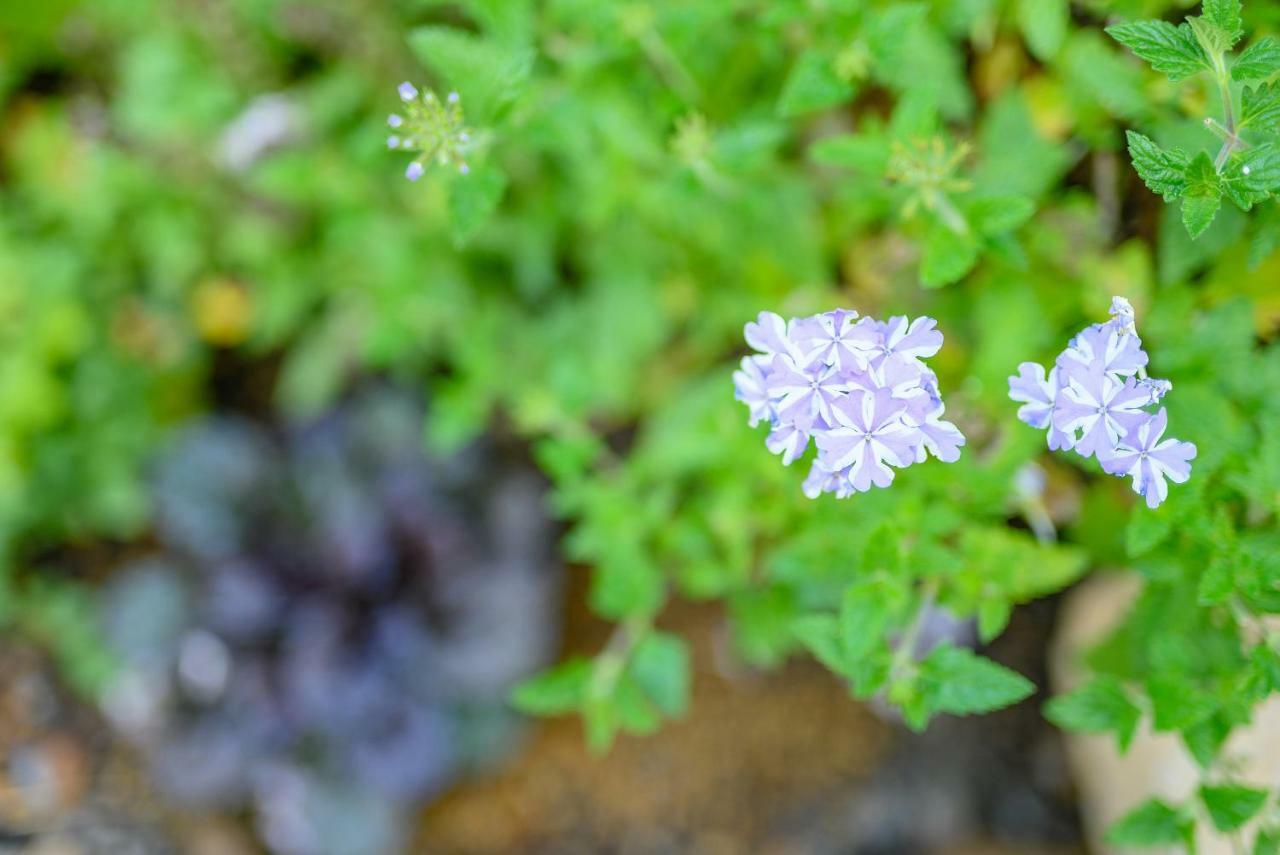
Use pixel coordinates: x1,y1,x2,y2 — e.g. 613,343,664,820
1008,296,1196,508
734,308,964,498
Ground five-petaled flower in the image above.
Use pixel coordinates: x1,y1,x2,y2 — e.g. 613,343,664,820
1008,296,1195,508
735,308,964,498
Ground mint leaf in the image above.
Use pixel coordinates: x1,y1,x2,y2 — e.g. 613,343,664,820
1106,799,1193,847
1018,0,1068,61
810,133,890,174
1126,131,1190,201
918,645,1036,717
1234,36,1280,81
1127,502,1175,555
1223,145,1280,211
840,573,906,661
791,615,845,674
1199,784,1268,832
1242,81,1280,130
629,631,690,717
920,223,980,288
968,195,1035,236
778,49,855,117
1106,20,1211,81
408,26,532,123
589,556,664,620
510,658,592,714
1045,677,1143,751
1203,0,1244,47
1182,151,1223,238
1256,829,1280,855
448,163,507,245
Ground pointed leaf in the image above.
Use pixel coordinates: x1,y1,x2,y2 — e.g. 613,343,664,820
1106,20,1211,81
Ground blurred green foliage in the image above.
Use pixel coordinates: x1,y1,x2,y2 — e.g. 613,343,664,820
2,0,1280,848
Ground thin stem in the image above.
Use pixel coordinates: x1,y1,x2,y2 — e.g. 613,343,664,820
1214,57,1240,170
589,614,653,700
890,578,941,681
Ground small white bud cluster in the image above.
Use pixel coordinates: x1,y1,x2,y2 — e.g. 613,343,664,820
386,82,475,181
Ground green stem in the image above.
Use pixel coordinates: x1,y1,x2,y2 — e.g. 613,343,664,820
1214,57,1239,170
588,614,652,700
889,578,940,682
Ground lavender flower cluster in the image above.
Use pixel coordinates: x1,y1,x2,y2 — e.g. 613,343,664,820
387,82,472,181
734,309,965,498
1008,297,1196,508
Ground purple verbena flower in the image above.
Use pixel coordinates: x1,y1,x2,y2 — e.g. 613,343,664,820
1100,409,1197,509
1008,296,1193,508
736,307,964,498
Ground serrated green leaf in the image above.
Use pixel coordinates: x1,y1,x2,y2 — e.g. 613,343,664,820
1106,799,1193,847
1106,20,1211,82
1203,0,1244,47
408,26,533,123
968,195,1035,236
1126,131,1190,201
1234,36,1280,81
918,645,1036,717
840,573,907,661
1190,15,1232,60
977,599,1011,643
1018,0,1069,61
629,631,690,717
920,222,980,287
1182,152,1223,238
1046,677,1143,751
1147,674,1218,731
1127,504,1174,556
1242,81,1280,131
510,658,592,715
778,49,855,117
792,614,845,674
1256,828,1280,855
810,133,890,174
1197,553,1236,603
448,163,507,245
1200,784,1268,832
589,556,664,620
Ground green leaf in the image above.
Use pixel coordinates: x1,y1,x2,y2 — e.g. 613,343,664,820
1045,677,1143,751
1106,20,1211,82
510,658,592,715
408,26,533,122
778,49,855,117
977,599,1011,643
613,673,662,734
1106,799,1193,847
1242,81,1280,130
1238,144,1280,195
810,133,890,175
967,195,1035,236
1200,784,1269,832
840,573,906,661
1125,131,1190,201
629,631,690,717
1203,0,1244,47
1018,0,1069,61
1182,152,1223,238
589,556,664,620
792,614,845,674
918,645,1036,717
1256,828,1280,855
920,222,980,287
1234,36,1280,81
448,164,507,245
1147,674,1218,731
1127,504,1174,556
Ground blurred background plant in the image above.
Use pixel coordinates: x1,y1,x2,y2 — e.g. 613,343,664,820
0,0,1277,852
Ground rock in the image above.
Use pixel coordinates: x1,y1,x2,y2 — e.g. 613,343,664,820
1050,572,1280,855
